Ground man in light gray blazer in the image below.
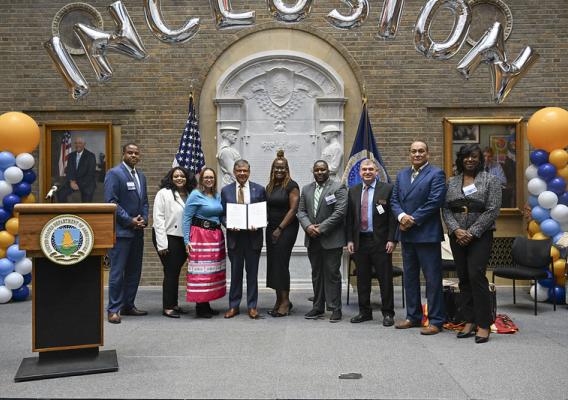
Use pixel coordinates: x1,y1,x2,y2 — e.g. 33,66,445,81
297,160,347,322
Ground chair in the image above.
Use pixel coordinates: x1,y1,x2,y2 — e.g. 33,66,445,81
346,256,405,308
492,236,555,315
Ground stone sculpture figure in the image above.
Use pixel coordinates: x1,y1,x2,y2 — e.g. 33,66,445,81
216,127,241,185
320,125,343,179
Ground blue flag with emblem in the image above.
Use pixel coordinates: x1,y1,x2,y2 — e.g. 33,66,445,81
173,93,205,173
341,103,389,187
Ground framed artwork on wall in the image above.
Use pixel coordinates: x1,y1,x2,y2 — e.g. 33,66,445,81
443,117,525,214
43,123,112,203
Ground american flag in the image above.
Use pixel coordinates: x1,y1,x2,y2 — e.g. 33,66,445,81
58,131,72,176
173,94,205,173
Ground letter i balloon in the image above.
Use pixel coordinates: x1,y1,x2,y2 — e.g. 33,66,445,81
0,112,38,304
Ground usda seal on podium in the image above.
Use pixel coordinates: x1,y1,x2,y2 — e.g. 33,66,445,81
40,214,94,265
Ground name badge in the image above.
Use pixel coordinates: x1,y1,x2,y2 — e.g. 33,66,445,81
376,204,385,214
463,184,477,196
127,181,136,191
325,194,337,205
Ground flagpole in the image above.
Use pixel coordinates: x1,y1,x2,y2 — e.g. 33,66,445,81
362,85,369,159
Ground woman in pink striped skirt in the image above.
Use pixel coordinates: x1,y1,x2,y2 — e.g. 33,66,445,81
182,168,226,318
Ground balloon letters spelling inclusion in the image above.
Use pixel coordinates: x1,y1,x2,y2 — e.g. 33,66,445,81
377,0,405,39
143,0,200,44
326,0,369,30
209,0,255,29
266,0,314,24
43,37,89,100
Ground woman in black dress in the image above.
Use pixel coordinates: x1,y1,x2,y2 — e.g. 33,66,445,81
265,150,300,317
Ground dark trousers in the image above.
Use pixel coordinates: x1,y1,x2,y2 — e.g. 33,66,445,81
352,235,394,317
57,182,94,202
307,239,342,312
152,230,186,309
228,235,261,309
401,242,444,328
449,230,493,329
107,233,144,313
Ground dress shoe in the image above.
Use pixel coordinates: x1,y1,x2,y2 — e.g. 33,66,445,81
248,308,259,319
163,309,180,319
121,307,148,316
107,312,121,324
382,315,395,327
457,323,476,339
173,306,188,314
330,310,342,323
304,309,325,319
196,310,213,319
395,319,422,329
420,325,441,335
350,314,372,323
475,329,490,344
206,306,220,316
224,308,240,319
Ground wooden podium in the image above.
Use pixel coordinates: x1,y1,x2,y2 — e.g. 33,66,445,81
13,203,119,382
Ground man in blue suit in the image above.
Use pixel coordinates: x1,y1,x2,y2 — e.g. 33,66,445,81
221,160,267,319
391,141,446,335
104,143,149,324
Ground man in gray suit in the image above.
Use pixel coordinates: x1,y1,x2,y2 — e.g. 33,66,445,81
297,160,347,322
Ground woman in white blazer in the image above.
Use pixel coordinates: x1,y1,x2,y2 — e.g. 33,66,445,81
152,167,197,318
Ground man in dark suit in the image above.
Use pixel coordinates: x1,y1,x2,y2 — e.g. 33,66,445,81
297,160,347,322
391,141,446,335
104,143,149,324
57,136,97,202
221,159,267,319
346,159,397,326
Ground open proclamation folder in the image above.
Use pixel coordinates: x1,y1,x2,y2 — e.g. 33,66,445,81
226,201,267,230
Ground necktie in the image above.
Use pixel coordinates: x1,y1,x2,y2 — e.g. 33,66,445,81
361,185,369,231
237,185,245,204
411,168,419,183
131,169,140,195
76,153,81,168
313,184,323,216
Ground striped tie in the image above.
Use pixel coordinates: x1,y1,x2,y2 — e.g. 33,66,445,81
313,184,323,216
411,168,419,183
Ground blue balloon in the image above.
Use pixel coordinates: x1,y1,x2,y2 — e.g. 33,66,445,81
548,177,567,195
558,192,568,206
537,163,558,182
553,232,565,245
548,285,566,304
11,285,29,301
2,193,20,212
0,170,3,180
22,169,36,184
531,206,550,223
22,273,31,285
0,275,3,285
0,152,16,170
6,244,25,262
541,219,561,237
538,270,554,288
528,195,539,208
13,182,31,197
0,208,9,224
530,150,549,166
0,258,14,276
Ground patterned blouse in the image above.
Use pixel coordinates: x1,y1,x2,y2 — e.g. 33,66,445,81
442,171,502,238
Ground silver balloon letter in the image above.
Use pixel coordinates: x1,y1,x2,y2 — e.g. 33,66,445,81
44,37,89,100
377,0,404,39
267,0,314,23
144,0,199,44
209,0,255,29
74,1,148,82
457,22,539,104
326,0,369,30
414,0,471,60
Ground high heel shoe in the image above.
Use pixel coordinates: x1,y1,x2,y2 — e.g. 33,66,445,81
456,323,476,339
475,329,490,344
272,302,292,318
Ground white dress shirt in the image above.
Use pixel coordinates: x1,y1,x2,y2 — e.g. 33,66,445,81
235,180,251,204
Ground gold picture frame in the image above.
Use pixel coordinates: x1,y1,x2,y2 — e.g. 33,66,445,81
443,117,525,215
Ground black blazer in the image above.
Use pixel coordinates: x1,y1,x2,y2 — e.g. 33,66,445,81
346,181,397,252
66,149,97,194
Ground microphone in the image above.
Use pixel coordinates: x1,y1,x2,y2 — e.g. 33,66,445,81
45,185,58,200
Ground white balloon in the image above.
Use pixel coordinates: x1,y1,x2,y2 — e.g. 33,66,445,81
538,191,559,209
525,164,538,180
530,283,549,302
551,204,568,223
0,285,12,303
528,177,547,196
4,271,23,290
0,180,12,202
15,153,35,170
14,258,32,275
4,166,23,184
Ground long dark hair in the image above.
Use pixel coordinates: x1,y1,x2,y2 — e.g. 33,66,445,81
266,150,291,194
455,144,485,175
198,167,217,195
159,167,196,199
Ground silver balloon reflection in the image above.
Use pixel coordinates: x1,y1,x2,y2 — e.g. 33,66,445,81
74,1,148,82
457,22,539,104
44,36,89,100
414,0,471,60
326,0,369,30
209,0,255,29
266,0,314,23
144,0,199,44
377,0,404,39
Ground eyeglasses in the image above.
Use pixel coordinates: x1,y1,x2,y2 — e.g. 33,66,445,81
202,176,215,180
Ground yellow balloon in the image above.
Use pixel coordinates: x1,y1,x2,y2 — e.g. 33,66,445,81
5,217,18,235
0,230,15,248
21,193,36,203
528,220,541,236
532,232,549,240
552,258,566,282
549,149,568,169
0,248,6,258
558,165,568,181
527,107,568,152
551,246,560,262
0,112,40,154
